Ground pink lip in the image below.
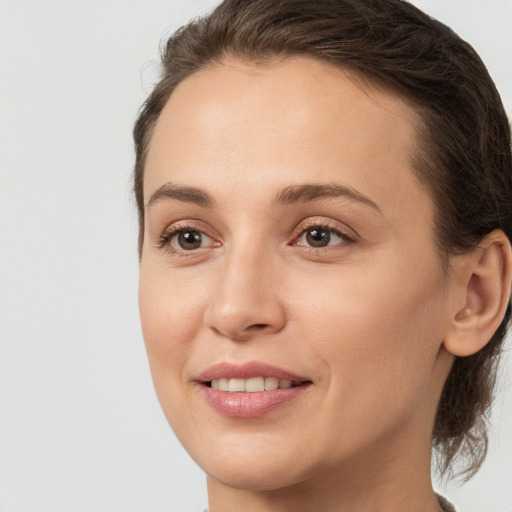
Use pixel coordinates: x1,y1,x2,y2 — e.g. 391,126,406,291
197,361,309,382
197,361,312,418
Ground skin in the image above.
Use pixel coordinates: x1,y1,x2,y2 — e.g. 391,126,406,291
138,56,465,512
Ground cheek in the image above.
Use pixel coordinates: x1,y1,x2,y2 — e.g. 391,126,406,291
292,257,447,431
138,267,207,395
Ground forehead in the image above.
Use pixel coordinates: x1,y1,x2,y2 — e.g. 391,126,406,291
144,56,426,220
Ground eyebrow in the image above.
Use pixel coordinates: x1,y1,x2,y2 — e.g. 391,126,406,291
147,182,215,208
274,183,382,213
146,181,381,213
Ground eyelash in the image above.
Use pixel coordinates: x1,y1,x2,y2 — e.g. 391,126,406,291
156,219,356,256
156,221,217,256
290,219,356,253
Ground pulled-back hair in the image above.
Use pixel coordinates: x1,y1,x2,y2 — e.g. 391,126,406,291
133,0,512,479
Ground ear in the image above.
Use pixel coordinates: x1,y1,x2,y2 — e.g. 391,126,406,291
443,230,512,357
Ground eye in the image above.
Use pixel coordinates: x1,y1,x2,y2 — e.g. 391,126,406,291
295,225,352,248
169,229,213,251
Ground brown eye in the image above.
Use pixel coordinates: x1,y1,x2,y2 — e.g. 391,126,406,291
305,228,331,247
172,230,207,250
296,225,347,249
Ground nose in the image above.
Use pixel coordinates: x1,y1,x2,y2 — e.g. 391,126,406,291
203,244,286,341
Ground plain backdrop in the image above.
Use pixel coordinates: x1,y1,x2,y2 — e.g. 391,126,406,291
0,1,511,511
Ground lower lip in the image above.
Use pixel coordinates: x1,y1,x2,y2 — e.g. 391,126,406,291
200,385,311,418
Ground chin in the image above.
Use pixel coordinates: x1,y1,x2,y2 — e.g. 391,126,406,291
206,459,309,491
185,432,315,491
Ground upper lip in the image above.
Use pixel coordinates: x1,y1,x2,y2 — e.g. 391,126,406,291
197,361,310,383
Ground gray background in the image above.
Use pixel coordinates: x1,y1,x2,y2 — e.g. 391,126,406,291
0,1,511,510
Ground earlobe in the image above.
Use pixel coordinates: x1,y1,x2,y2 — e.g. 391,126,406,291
444,230,512,357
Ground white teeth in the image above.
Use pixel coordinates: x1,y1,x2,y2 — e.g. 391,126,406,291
218,378,229,391
245,377,265,392
264,376,279,390
210,377,299,392
228,378,245,392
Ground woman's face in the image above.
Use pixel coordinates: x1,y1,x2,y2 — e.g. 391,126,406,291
139,57,455,490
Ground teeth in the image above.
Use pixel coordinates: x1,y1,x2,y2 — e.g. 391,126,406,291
245,377,265,392
279,379,292,389
211,377,298,392
228,378,245,392
264,377,279,390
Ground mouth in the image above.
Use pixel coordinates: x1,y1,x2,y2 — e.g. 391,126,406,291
197,362,313,418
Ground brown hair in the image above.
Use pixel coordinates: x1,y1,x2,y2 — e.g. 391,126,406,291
133,0,512,479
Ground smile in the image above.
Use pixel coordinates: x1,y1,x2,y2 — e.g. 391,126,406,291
198,362,312,417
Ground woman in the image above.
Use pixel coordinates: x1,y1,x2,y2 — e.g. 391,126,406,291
133,1,512,510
